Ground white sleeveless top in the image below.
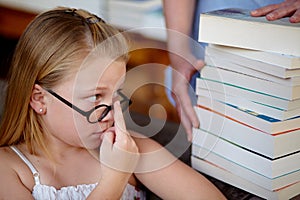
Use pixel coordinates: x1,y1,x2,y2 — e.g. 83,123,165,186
10,146,146,200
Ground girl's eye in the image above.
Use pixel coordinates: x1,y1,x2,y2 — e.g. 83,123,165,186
87,94,102,103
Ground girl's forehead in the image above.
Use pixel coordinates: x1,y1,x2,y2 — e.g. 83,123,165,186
70,57,126,90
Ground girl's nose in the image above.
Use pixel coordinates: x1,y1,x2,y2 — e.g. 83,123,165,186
100,107,114,122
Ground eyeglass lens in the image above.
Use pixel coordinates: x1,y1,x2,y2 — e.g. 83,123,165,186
88,96,131,123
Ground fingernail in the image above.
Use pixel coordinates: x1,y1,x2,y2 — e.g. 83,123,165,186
266,13,274,20
251,10,257,15
290,16,297,23
193,122,200,129
188,134,193,142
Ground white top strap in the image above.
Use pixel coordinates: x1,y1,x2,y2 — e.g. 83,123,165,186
10,146,41,185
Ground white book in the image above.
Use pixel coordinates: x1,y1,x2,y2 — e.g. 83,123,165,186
205,50,300,86
205,45,300,79
108,0,161,12
199,9,300,56
196,95,300,134
194,106,300,159
196,78,300,111
107,1,165,40
192,145,300,191
191,156,300,200
200,65,300,100
197,88,300,120
192,128,300,178
208,44,300,70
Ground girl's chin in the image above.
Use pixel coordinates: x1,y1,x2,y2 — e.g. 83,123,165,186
82,133,103,149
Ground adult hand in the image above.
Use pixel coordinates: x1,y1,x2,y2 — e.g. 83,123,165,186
251,0,300,23
170,52,204,141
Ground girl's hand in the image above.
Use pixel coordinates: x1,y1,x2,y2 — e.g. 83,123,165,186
88,101,139,199
91,101,139,199
100,101,139,174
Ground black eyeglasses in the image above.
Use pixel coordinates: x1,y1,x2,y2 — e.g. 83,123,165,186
47,89,132,124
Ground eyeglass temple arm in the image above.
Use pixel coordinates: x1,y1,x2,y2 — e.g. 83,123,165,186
117,89,132,105
47,90,89,116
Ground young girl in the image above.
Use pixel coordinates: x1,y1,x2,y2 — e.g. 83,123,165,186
0,7,226,199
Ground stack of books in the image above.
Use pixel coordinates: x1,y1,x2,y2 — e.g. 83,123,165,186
191,8,300,200
107,0,166,40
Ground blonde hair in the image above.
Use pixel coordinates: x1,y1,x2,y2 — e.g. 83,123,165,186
0,7,129,155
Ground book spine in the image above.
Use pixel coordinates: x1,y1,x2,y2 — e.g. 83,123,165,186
196,78,300,111
194,106,300,158
205,46,291,78
192,128,300,178
200,65,300,100
199,13,300,56
192,145,300,191
191,156,300,200
208,44,300,70
197,88,300,120
205,53,300,86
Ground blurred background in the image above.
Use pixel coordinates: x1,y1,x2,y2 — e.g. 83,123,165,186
0,0,179,121
0,0,190,163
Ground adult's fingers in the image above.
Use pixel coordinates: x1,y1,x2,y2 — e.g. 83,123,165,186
193,59,205,71
251,1,300,21
290,8,300,22
176,89,199,141
251,4,279,16
172,82,198,140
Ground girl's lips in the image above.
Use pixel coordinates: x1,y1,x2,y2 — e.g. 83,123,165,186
97,126,116,141
94,126,115,138
105,126,115,133
94,123,115,135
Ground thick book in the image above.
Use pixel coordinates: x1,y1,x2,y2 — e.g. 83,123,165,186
192,128,300,179
196,78,300,111
198,8,300,56
200,65,300,100
197,88,300,120
205,45,300,79
109,0,161,12
208,44,300,70
196,95,300,134
194,106,300,159
206,46,300,80
191,156,300,200
107,0,166,40
192,145,300,191
205,56,300,87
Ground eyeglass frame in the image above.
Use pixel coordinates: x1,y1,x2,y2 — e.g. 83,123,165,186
46,89,132,124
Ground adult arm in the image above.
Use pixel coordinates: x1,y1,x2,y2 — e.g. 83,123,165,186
163,0,204,141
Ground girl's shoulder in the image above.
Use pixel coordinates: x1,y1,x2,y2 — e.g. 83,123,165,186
0,146,36,198
0,146,26,175
0,146,35,191
0,146,16,162
0,146,23,182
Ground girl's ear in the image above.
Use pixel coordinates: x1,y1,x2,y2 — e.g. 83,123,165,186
30,84,47,114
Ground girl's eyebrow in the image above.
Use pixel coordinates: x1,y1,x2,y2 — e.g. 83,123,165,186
95,86,108,91
86,86,108,93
